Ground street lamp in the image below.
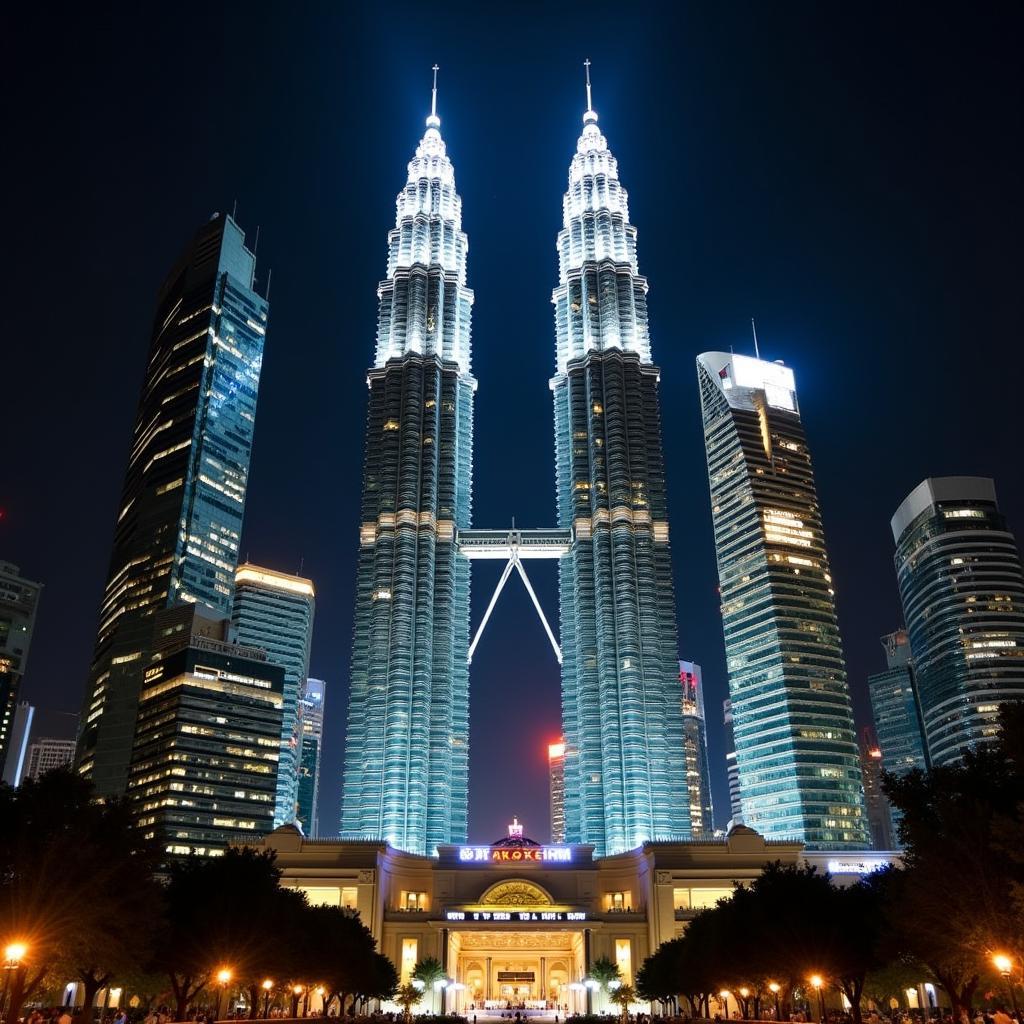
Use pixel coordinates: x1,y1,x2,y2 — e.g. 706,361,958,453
261,980,274,1020
739,988,751,1020
585,978,600,1016
214,968,232,1022
768,983,781,1021
2,942,28,1022
720,990,731,1020
993,954,1021,1023
809,977,825,1024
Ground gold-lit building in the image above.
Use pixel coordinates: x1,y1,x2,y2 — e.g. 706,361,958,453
254,821,897,1013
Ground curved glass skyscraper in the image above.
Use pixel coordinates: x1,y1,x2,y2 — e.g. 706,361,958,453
891,477,1024,765
339,88,475,855
697,352,868,849
551,88,690,855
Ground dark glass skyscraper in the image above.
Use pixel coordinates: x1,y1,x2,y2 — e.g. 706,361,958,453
552,83,689,855
297,677,326,837
680,661,715,837
339,88,475,855
697,352,868,849
0,562,41,776
867,629,929,778
891,477,1024,765
78,214,268,797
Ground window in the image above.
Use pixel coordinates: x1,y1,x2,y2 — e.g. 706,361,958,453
400,939,418,983
615,939,632,983
400,891,427,911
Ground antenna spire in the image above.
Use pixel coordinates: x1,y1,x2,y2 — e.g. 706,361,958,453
427,64,441,128
751,318,761,361
584,59,593,112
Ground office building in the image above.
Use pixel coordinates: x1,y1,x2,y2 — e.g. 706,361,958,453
548,740,566,843
232,564,315,827
340,77,476,855
679,662,714,837
859,727,894,851
868,629,929,779
296,678,326,837
551,70,689,855
2,701,34,786
25,737,76,780
697,351,868,849
78,214,269,798
891,477,1024,766
0,562,42,775
128,604,283,857
722,700,743,826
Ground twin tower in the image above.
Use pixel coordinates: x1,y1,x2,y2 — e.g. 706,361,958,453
339,72,690,857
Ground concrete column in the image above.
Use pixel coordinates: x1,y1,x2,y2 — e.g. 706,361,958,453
486,957,492,1001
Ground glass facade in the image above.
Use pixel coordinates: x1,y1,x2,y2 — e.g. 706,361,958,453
0,562,42,776
128,605,284,857
679,661,715,837
78,215,268,798
548,740,566,843
891,477,1024,766
867,629,929,778
552,101,689,855
697,352,868,850
340,100,475,855
297,677,326,837
858,727,894,851
231,564,316,827
722,699,743,826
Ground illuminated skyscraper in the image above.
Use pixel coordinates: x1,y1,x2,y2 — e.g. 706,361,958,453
722,700,743,826
25,737,76,781
232,564,315,827
297,678,326,837
128,604,283,857
552,68,689,855
0,562,41,776
891,477,1024,765
78,214,268,798
679,661,714,837
548,740,566,843
868,629,929,778
340,74,475,855
697,351,868,849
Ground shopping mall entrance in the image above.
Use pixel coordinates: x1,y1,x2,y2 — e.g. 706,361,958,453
447,928,587,1017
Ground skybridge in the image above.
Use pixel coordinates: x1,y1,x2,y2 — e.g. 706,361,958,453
456,528,572,666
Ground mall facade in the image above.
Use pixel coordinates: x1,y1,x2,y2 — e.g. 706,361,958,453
253,823,896,1014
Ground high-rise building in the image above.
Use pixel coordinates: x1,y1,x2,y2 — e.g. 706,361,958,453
859,727,895,851
551,73,689,856
25,737,76,780
296,678,326,837
868,629,929,779
128,604,283,857
891,477,1024,766
679,661,714,837
232,564,315,827
2,702,34,786
77,214,268,798
722,699,743,826
0,562,41,775
340,78,475,855
697,351,868,849
548,740,566,843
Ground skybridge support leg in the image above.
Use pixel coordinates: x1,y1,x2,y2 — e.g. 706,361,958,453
513,557,563,665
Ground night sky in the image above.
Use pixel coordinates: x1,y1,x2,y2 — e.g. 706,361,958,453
5,3,1023,843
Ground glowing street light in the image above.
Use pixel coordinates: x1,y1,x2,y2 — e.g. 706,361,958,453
719,991,731,1020
261,980,274,1020
809,976,825,1024
769,982,781,1020
993,955,1020,1021
214,968,233,1022
3,944,27,965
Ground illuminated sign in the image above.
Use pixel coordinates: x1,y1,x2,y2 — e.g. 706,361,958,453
445,910,587,922
457,846,572,863
827,859,888,875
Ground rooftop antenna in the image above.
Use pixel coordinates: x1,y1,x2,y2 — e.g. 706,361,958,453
751,318,761,360
231,198,238,220
298,555,305,576
584,58,593,115
432,64,439,119
254,225,260,252
265,267,272,301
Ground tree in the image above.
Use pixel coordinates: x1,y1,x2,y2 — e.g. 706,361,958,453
610,983,636,1022
636,938,684,1015
0,769,163,1024
396,983,422,1022
413,957,447,1014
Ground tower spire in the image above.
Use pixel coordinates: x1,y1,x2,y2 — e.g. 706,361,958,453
427,64,441,128
583,59,597,124
751,317,761,361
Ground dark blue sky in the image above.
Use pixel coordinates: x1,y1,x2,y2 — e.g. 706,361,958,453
5,2,1022,842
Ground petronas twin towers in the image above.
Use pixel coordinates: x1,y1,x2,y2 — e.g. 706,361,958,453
340,70,690,856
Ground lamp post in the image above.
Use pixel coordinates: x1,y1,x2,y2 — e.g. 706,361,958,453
994,955,1020,1023
585,978,599,1016
768,983,781,1021
292,985,305,1019
720,991,731,1020
2,942,28,1022
213,969,233,1022
809,977,824,1024
434,978,448,1016
261,980,274,1019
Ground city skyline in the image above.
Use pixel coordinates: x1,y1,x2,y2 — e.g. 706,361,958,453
4,4,1023,840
